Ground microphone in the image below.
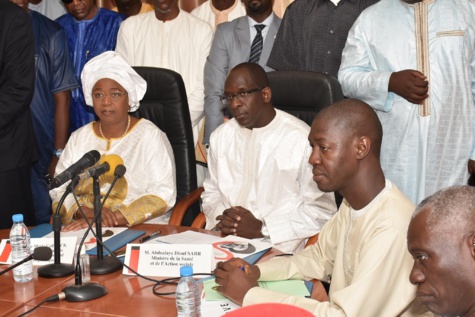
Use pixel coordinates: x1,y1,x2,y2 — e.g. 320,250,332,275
114,164,127,178
61,165,126,301
49,150,100,190
89,163,126,275
76,154,124,180
0,247,52,276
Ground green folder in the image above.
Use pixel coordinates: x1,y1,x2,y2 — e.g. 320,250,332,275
203,278,310,301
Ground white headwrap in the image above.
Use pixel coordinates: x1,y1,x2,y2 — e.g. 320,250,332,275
81,51,147,112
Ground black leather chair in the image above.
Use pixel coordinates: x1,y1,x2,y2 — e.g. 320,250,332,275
130,66,199,226
267,71,344,126
269,71,344,208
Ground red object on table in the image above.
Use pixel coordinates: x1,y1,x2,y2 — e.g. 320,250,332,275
225,303,315,317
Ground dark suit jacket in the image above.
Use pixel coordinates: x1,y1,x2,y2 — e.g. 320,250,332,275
203,14,282,144
0,0,37,172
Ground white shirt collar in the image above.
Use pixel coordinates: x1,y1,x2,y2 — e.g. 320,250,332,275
247,13,274,42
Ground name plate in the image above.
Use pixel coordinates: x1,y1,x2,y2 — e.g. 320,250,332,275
122,243,214,277
0,237,77,265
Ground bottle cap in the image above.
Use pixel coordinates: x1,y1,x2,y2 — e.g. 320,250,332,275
180,265,193,277
12,214,23,222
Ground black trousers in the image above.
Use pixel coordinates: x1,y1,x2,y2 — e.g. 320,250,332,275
0,165,35,229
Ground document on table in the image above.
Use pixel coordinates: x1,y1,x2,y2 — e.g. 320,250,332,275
148,230,272,262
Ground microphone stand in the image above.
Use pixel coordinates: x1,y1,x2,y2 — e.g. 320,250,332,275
62,205,108,302
89,173,122,275
37,181,75,278
61,174,109,301
60,166,125,301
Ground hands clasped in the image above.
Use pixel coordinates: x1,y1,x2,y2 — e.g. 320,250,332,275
215,206,263,239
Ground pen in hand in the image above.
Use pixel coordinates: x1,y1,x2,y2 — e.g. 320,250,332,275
240,265,249,274
139,230,161,243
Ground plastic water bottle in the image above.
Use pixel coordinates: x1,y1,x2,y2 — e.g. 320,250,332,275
176,265,201,317
9,214,33,283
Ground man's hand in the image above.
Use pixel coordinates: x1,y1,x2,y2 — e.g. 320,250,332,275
388,70,429,104
214,259,260,305
215,206,263,238
215,207,240,234
217,258,261,279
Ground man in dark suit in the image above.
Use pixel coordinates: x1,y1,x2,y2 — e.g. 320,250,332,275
0,0,37,229
203,0,281,146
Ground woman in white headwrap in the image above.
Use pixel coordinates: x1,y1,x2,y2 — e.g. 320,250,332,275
50,51,176,230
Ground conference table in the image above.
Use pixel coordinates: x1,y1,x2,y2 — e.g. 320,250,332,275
0,224,327,317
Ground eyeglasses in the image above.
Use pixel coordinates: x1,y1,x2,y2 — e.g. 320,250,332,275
92,91,128,101
219,87,264,105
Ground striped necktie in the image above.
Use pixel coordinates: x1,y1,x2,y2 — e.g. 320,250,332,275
249,24,266,64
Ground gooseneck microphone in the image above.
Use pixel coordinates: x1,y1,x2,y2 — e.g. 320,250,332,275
75,154,123,180
48,150,100,190
76,162,110,179
61,164,126,302
0,247,52,276
38,178,78,278
39,150,99,278
113,165,127,179
89,157,126,275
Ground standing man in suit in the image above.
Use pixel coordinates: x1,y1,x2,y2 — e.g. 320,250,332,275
203,0,281,146
0,0,37,229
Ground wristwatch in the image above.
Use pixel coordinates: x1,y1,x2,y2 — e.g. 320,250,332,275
54,149,63,158
260,220,270,240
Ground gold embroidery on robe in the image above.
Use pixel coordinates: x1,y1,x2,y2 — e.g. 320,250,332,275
436,30,465,37
120,195,168,226
57,172,167,226
414,1,432,116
